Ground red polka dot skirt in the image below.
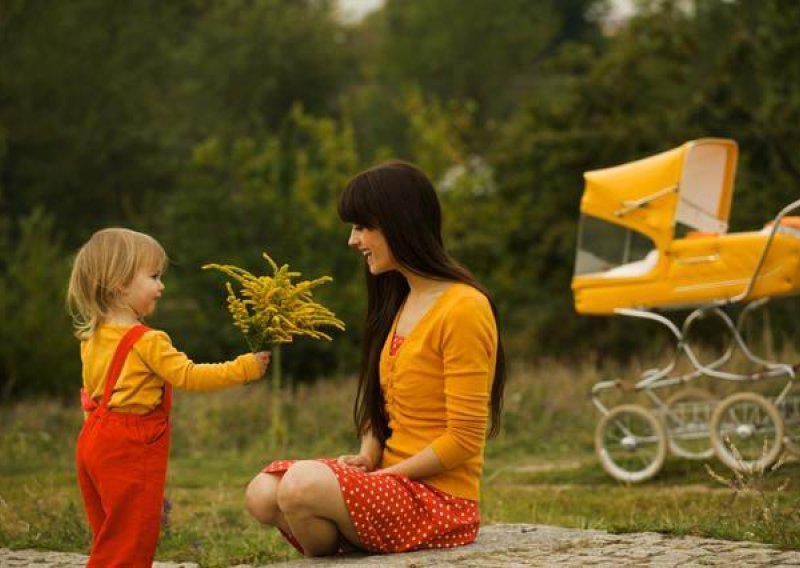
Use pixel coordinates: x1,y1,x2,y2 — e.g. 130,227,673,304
262,458,479,554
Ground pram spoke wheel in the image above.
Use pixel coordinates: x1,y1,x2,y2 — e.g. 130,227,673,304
595,404,667,483
779,390,800,456
663,388,716,460
710,392,784,471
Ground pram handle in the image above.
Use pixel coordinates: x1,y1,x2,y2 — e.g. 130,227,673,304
731,197,800,303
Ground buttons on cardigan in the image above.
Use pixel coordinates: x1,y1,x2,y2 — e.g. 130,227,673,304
385,381,394,405
384,371,396,420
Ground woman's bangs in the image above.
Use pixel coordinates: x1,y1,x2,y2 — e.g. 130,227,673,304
338,176,377,228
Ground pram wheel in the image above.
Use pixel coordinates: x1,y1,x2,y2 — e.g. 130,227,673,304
786,436,800,457
780,390,800,456
710,392,784,471
785,433,800,457
595,404,667,483
663,388,716,460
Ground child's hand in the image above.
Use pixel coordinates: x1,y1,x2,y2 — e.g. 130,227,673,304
254,351,271,375
336,453,375,472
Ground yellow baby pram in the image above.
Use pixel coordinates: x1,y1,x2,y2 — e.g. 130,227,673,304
572,138,800,482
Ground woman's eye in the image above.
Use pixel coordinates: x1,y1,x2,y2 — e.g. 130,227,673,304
353,225,364,231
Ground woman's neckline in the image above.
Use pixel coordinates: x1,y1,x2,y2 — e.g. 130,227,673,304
391,282,460,343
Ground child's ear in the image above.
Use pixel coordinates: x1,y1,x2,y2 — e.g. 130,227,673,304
110,284,129,302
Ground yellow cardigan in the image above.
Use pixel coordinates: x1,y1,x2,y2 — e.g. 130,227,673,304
379,283,498,500
81,324,261,414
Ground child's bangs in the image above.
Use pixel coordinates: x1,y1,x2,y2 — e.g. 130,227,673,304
136,236,169,274
338,175,378,229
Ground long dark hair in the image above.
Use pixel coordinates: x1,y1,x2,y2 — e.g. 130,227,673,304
337,160,507,445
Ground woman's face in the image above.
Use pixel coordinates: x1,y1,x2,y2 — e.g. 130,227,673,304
348,225,399,275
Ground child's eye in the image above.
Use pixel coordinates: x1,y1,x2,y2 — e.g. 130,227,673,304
353,224,365,231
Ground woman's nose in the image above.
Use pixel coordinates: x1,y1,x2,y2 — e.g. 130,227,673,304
347,229,359,248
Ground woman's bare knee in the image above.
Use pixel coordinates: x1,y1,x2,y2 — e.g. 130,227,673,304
277,461,331,514
245,473,281,525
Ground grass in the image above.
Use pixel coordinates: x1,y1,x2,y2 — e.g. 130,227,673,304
1,355,799,566
483,458,800,546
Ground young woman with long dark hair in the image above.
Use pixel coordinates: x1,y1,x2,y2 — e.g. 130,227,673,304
245,160,506,557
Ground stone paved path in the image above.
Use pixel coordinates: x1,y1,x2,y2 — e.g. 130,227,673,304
3,524,800,567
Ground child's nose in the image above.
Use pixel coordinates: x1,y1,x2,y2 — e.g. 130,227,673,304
347,229,359,248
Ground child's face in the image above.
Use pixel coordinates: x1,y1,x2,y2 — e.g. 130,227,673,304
122,268,165,318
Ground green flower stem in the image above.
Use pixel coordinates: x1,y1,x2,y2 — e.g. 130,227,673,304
269,344,283,449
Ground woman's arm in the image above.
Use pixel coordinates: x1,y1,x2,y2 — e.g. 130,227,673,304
378,446,445,479
427,296,496,469
359,428,383,469
338,428,384,472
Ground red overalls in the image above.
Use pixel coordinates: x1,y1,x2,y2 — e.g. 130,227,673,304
76,325,172,567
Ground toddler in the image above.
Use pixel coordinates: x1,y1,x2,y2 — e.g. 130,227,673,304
67,227,269,567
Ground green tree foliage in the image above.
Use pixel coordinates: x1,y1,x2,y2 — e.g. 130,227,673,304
342,0,601,161
372,0,599,121
0,0,185,236
0,209,77,399
168,0,350,137
2,0,800,397
0,0,349,245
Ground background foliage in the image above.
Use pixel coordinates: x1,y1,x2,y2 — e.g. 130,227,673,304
1,0,799,398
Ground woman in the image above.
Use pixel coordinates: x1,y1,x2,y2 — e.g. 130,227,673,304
245,160,506,557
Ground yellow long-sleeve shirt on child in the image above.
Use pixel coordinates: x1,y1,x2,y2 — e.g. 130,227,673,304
379,283,498,501
81,324,262,414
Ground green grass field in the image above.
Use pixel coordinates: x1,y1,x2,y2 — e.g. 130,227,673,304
2,358,799,566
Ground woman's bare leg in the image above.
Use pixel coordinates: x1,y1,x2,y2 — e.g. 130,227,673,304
277,461,364,557
245,473,291,533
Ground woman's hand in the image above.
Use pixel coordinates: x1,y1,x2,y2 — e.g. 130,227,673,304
336,453,375,472
253,351,271,375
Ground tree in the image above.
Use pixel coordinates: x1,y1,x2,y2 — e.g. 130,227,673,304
0,0,188,240
367,0,599,121
0,0,351,246
0,208,77,399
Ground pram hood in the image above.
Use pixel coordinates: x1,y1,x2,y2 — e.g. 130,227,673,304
573,138,800,314
580,138,738,251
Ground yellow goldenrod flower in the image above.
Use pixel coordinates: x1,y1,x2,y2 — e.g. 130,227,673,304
203,253,345,351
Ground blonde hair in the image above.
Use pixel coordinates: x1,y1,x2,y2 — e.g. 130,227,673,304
67,228,168,340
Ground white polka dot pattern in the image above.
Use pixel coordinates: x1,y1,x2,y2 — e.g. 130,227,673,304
263,458,479,554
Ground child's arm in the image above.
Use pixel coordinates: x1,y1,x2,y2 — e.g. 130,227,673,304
136,330,269,390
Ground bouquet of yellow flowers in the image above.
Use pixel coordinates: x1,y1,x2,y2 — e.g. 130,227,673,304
203,253,345,352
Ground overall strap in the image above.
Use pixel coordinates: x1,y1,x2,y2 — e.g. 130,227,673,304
99,324,150,409
160,381,173,413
